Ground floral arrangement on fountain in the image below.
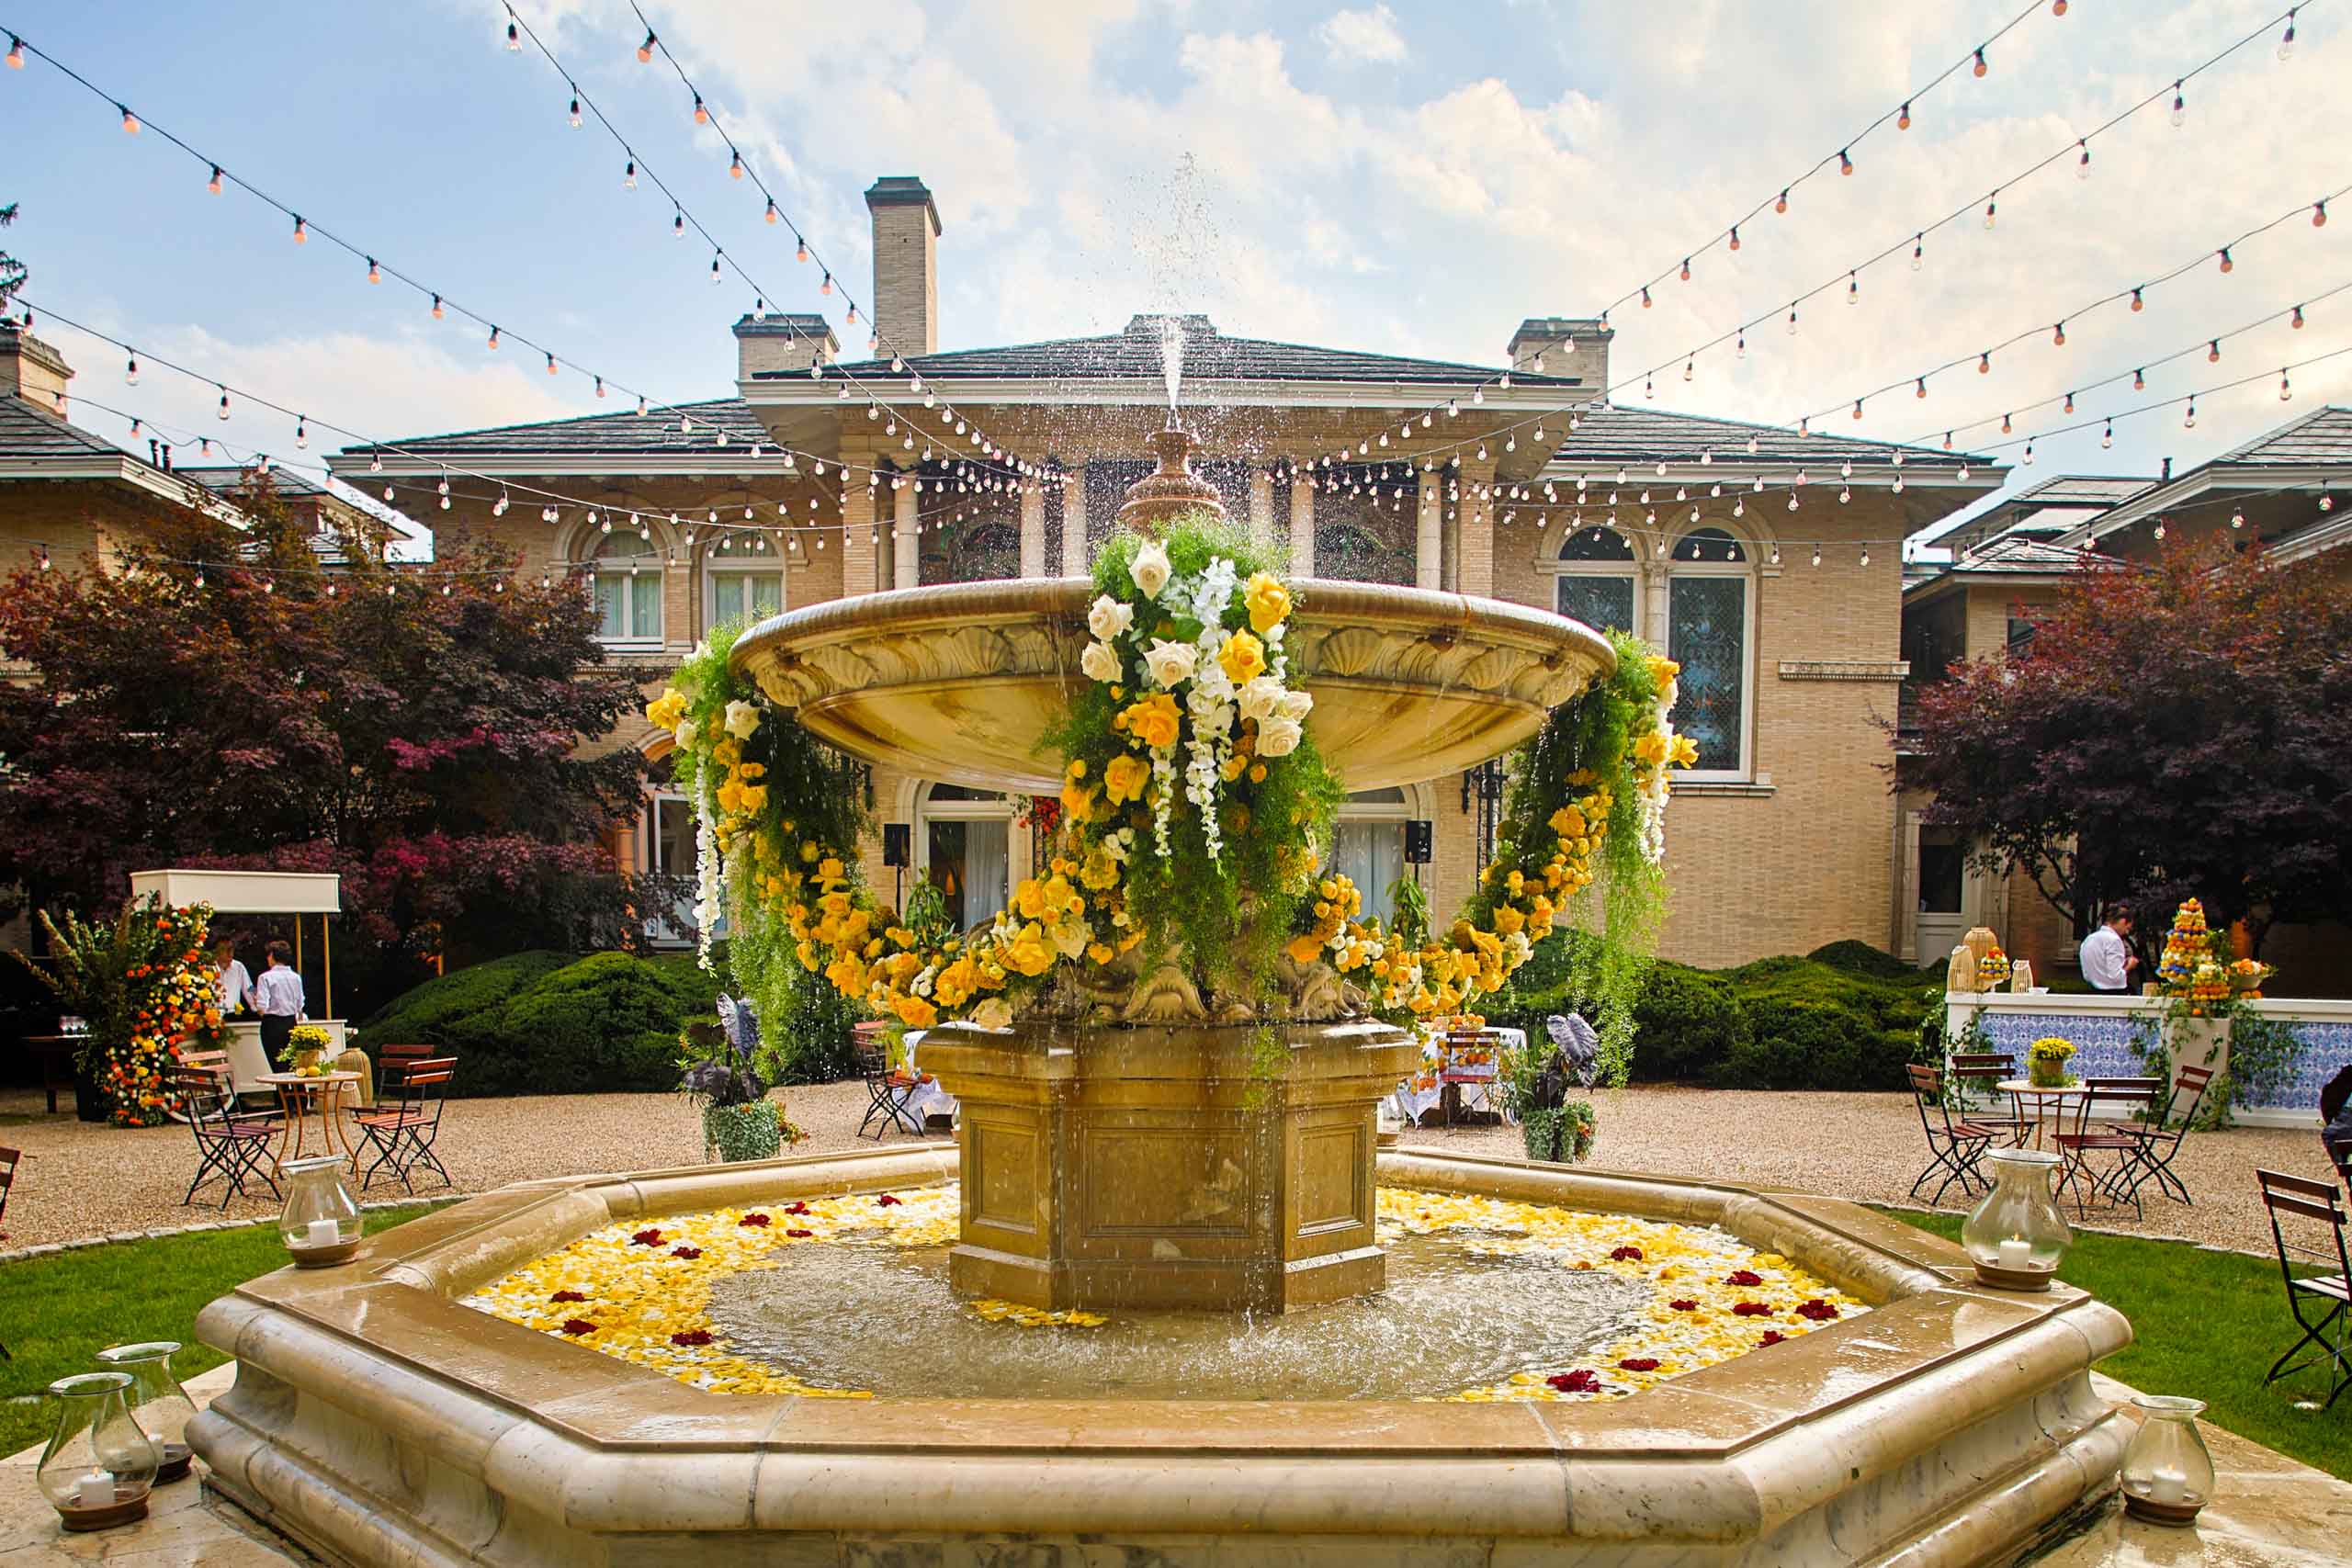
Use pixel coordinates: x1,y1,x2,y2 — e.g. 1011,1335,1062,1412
644,513,1691,1052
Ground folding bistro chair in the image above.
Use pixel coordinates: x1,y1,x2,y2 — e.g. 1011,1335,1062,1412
2053,1077,2161,1221
373,1043,435,1100
1905,1063,2000,1205
1947,1050,2028,1145
354,1055,456,1194
2126,1065,2212,1206
854,1032,918,1140
175,1065,281,1209
2256,1168,2352,1410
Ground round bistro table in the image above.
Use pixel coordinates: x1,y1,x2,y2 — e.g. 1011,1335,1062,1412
255,1069,363,1170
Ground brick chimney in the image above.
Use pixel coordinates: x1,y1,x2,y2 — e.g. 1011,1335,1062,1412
732,312,840,381
1505,317,1610,392
0,318,74,413
865,176,941,357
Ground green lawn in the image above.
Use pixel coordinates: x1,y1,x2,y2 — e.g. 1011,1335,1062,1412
0,1205,441,1458
1886,1209,2351,1481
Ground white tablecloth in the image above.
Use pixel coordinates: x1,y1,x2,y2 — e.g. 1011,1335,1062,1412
898,1032,959,1134
1386,1026,1524,1125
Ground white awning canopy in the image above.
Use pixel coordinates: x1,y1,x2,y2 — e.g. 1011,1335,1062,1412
128,869,343,915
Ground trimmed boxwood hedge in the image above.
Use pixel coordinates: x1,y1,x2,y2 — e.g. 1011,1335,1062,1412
1489,939,1943,1091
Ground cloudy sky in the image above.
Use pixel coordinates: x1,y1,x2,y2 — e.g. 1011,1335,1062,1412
6,1,2345,544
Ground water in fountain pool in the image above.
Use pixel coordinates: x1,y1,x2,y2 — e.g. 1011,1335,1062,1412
704,1224,1649,1400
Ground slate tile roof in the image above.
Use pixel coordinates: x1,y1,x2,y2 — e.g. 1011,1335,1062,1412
337,398,769,462
179,465,330,500
775,314,1589,389
1544,403,1988,468
2208,405,2352,467
0,395,132,460
1951,534,2096,573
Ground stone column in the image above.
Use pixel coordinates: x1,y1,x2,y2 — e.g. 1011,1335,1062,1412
1416,471,1443,592
1248,468,1274,549
1288,474,1315,578
893,479,919,590
842,473,879,595
1020,479,1046,578
1457,457,1496,599
1062,472,1090,576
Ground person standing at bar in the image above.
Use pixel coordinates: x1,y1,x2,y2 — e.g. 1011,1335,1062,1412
2078,907,2138,993
252,939,305,1065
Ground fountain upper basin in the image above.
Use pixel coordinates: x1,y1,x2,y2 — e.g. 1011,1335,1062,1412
730,576,1615,793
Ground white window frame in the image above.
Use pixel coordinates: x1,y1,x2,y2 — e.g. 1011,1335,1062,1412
590,538,666,651
1664,528,1757,783
1541,522,1644,637
702,545,786,637
642,788,696,948
912,783,1034,929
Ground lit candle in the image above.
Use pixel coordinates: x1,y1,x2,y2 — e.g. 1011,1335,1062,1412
2149,1465,2187,1505
1998,1236,2032,1271
75,1471,113,1508
303,1218,340,1249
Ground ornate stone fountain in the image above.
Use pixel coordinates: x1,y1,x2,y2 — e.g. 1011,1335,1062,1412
732,423,1610,1312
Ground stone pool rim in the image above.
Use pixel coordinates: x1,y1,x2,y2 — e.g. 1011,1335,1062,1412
188,1144,2133,1564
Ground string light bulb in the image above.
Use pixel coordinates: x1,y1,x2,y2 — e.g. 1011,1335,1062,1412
2101,418,2114,448
1811,545,1822,567
2315,200,2329,229
1916,377,1927,399
216,387,231,420
693,94,708,124
2130,287,2143,312
291,215,306,243
2279,369,2292,400
1729,225,1741,252
2217,247,2233,274
119,103,139,134
4,36,20,69
1973,47,1988,77
1912,234,1924,270
296,416,308,448
506,19,521,50
1838,148,1853,176
486,325,501,349
1640,286,1652,309
569,95,582,127
623,158,637,189
1679,258,1690,281
1859,547,1871,566
2208,339,2221,363
1983,197,1997,230
2064,391,2075,413
2171,82,2186,126
763,198,778,225
1786,306,1798,335
2076,140,2090,178
2290,303,2305,329
1897,101,1911,130
1978,352,1991,375
2279,10,2298,59
1775,187,1788,214
2133,367,2145,389
1846,271,1859,304
207,164,222,195
2183,400,2197,429
2052,321,2065,346
637,28,657,62
125,354,138,385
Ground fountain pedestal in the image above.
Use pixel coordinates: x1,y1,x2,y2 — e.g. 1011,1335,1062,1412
921,1018,1420,1312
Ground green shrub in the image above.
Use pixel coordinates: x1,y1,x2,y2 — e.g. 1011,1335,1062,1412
355,950,720,1096
1804,940,1928,980
1629,964,1750,1082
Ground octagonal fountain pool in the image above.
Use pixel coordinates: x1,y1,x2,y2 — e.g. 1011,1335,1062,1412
188,1145,2130,1566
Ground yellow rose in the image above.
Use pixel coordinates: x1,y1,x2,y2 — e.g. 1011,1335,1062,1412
1123,693,1182,750
1669,734,1700,767
1015,878,1047,920
1217,628,1267,686
1066,758,1089,780
1244,572,1292,634
1085,942,1115,965
1286,933,1325,965
1004,921,1056,976
893,995,938,1030
645,688,688,729
1061,780,1098,823
1634,731,1670,766
1549,806,1587,839
737,784,768,814
1647,654,1680,685
1102,752,1151,807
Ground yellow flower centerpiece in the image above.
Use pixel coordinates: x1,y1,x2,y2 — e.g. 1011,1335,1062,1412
2026,1035,2076,1089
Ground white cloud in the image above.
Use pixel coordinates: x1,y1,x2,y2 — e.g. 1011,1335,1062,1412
1317,6,1408,65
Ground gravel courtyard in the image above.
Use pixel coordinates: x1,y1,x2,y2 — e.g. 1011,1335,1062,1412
1,1081,2336,1257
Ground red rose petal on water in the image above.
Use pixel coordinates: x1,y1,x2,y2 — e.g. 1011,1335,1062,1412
1545,1369,1601,1393
550,1290,586,1303
671,1246,703,1259
783,1201,811,1215
1668,1299,1699,1312
1796,1299,1839,1321
1725,1269,1763,1287
786,1228,814,1238
1732,1302,1774,1317
669,1329,715,1347
1608,1246,1644,1262
630,1228,663,1247
739,1213,771,1227
1759,1331,1788,1347
560,1318,596,1336
876,1194,903,1207
1617,1358,1660,1372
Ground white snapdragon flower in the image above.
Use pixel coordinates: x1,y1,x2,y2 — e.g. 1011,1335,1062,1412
1080,640,1123,683
1144,638,1198,687
1130,539,1172,600
1088,594,1135,640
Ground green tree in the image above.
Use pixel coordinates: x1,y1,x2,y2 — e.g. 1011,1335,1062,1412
0,472,663,1008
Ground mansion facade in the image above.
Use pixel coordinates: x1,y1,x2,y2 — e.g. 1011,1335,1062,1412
321,175,2005,972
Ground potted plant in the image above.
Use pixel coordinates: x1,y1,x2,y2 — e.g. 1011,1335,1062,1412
278,1024,335,1075
1511,1014,1602,1163
12,897,224,1125
2027,1036,2077,1089
679,994,803,1163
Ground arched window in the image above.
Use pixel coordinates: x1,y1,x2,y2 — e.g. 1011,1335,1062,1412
1554,524,1639,634
1666,526,1752,775
915,784,1025,931
591,535,664,648
703,530,783,633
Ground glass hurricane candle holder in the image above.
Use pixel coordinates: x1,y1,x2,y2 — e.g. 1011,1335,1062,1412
2120,1395,2214,1525
1961,1148,2071,1290
279,1154,361,1266
95,1341,198,1483
36,1371,159,1531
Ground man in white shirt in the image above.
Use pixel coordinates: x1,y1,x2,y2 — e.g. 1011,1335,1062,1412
2079,908,2137,993
252,939,306,1063
212,935,254,1017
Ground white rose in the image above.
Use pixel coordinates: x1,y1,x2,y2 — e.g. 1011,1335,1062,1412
1049,919,1090,958
1257,715,1304,757
1276,689,1315,723
1144,638,1197,688
968,997,1013,1032
1130,539,1172,600
1080,640,1123,683
1087,594,1134,640
673,717,699,750
723,699,762,740
1236,675,1284,723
